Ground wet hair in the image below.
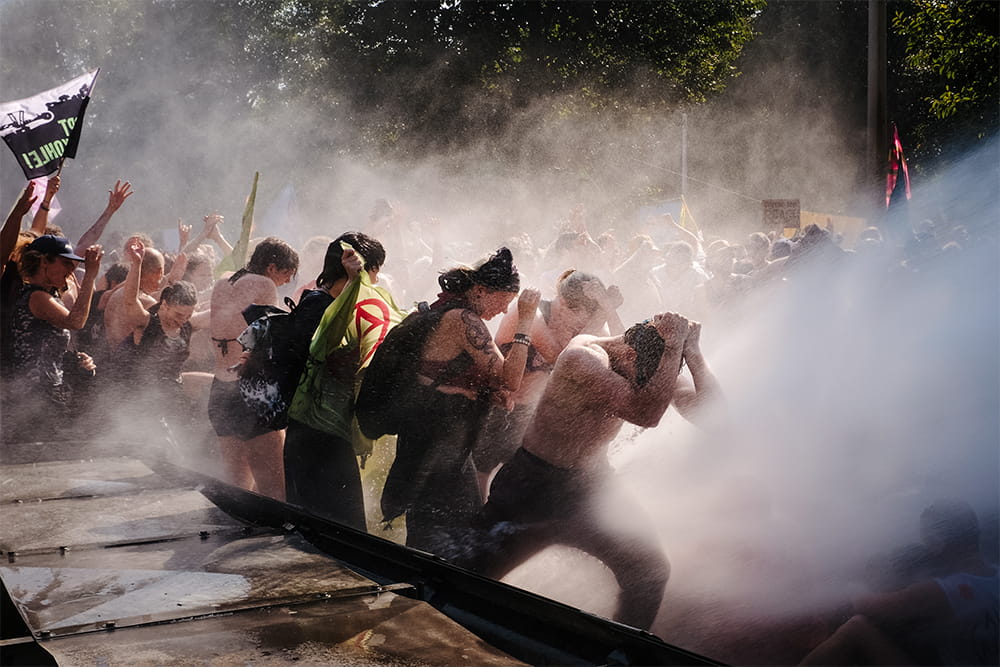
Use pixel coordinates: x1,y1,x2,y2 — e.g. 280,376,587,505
747,231,770,252
921,499,980,554
17,247,47,277
623,322,665,388
557,269,604,314
317,232,386,289
162,251,177,276
160,280,198,307
231,237,299,283
182,253,212,282
769,238,793,260
103,262,129,287
706,246,735,275
553,231,583,254
662,240,694,266
439,246,520,294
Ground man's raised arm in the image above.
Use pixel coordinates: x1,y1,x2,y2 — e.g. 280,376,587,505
74,180,134,254
671,322,722,427
578,313,690,428
2,183,35,271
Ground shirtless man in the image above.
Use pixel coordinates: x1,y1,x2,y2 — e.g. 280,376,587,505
208,237,298,500
472,270,625,497
462,312,720,631
103,243,164,349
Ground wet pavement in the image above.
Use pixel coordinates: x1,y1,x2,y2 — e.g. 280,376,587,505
1,455,524,666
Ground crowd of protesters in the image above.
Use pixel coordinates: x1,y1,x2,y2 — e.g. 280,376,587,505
0,175,995,662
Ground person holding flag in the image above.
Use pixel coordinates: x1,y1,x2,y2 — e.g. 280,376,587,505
284,233,407,530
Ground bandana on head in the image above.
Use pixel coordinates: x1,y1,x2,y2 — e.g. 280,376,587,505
471,246,520,292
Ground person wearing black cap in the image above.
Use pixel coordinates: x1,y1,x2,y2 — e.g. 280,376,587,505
379,246,540,554
4,235,103,439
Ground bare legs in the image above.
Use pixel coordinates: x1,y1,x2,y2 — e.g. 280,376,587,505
218,429,286,501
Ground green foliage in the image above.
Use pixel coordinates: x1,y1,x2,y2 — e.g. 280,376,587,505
892,0,999,162
237,0,765,153
0,0,764,229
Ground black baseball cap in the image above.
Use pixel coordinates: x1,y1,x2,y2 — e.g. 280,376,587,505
27,235,85,261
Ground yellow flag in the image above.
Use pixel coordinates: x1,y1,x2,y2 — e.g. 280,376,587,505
215,171,258,277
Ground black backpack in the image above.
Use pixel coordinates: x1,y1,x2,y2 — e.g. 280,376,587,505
355,302,447,440
239,290,332,430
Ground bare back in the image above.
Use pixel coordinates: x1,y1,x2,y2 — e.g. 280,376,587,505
209,273,278,379
523,322,691,470
103,287,156,348
523,338,634,470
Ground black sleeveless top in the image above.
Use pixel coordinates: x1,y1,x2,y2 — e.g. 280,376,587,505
117,304,192,387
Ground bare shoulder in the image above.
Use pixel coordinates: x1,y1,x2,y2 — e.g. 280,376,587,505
560,334,605,360
104,286,123,308
211,274,274,337
212,273,275,307
553,335,609,377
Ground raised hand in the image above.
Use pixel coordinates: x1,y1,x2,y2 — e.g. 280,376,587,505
341,246,364,279
604,284,625,310
83,244,104,276
683,321,701,358
651,312,690,347
516,287,541,322
177,219,192,249
13,182,36,217
204,212,223,231
126,239,145,266
43,174,61,203
107,180,134,212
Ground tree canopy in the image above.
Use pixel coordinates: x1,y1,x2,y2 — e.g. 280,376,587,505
892,0,999,164
238,0,766,153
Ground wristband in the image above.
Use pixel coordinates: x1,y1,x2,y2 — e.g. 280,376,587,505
39,204,50,211
512,333,531,346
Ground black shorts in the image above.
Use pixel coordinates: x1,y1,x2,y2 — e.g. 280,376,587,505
207,378,275,440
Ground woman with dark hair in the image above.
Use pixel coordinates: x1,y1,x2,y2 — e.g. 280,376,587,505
282,231,405,530
4,235,103,439
208,236,299,500
380,246,540,554
112,239,207,443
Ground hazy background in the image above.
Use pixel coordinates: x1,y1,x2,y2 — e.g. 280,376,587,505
2,1,996,663
1,0,876,250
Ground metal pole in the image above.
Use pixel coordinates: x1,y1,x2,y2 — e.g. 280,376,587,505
867,0,887,216
681,112,688,197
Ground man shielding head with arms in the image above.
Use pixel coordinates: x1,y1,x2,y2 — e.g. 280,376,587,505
463,312,720,631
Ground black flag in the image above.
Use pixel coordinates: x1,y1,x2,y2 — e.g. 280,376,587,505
0,69,100,180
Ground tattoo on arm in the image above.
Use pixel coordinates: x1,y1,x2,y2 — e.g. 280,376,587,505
462,309,492,350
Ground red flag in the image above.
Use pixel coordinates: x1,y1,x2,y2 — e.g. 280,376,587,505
885,122,911,208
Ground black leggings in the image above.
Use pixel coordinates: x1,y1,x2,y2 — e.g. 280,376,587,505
467,447,671,630
284,418,366,531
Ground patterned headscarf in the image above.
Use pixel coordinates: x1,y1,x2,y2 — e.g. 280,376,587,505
438,246,520,294
470,246,520,292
